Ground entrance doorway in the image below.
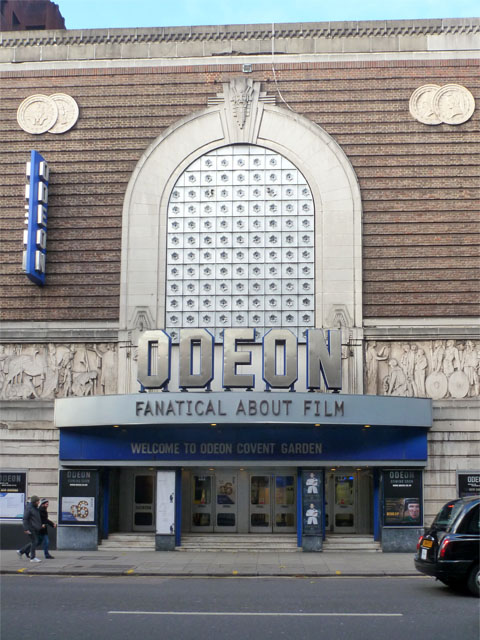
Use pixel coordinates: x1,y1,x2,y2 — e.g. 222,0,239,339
250,474,296,533
187,468,296,534
191,472,238,532
325,468,373,535
133,472,156,531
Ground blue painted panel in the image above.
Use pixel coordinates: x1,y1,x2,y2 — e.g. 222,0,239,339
60,425,428,462
24,150,48,286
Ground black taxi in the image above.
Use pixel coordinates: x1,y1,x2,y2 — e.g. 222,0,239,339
415,495,479,596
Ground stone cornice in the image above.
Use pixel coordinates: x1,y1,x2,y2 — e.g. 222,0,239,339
1,18,479,47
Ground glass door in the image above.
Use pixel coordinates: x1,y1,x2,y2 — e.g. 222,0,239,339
333,473,355,533
273,475,296,533
191,474,213,532
133,473,155,531
214,473,237,532
250,475,271,532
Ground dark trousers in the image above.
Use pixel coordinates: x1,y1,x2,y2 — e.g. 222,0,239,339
38,532,50,556
19,531,40,559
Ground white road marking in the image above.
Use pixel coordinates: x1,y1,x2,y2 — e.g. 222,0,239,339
109,611,402,617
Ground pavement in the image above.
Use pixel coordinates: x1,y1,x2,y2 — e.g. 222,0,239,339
0,549,419,577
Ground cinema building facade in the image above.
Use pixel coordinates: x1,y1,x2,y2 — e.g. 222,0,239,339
1,18,479,552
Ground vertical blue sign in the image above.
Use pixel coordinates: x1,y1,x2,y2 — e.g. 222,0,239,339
23,150,49,286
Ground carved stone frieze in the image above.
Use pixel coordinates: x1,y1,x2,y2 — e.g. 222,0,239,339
0,343,117,400
366,340,480,399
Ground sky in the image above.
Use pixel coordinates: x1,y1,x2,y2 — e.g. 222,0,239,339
57,0,479,30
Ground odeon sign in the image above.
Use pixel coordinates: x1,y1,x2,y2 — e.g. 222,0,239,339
138,328,342,392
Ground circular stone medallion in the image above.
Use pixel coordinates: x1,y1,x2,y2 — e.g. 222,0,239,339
49,93,79,133
17,94,58,134
425,371,448,399
448,370,469,398
409,85,441,125
432,84,475,125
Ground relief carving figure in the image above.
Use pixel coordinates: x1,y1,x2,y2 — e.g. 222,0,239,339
3,347,47,399
400,343,416,397
366,342,388,395
431,340,445,372
95,344,117,395
368,340,479,400
464,341,479,397
443,340,460,377
59,345,75,397
383,359,408,396
41,344,59,398
414,347,428,397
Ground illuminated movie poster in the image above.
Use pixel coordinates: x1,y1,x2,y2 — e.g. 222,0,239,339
61,497,95,522
457,472,480,498
59,470,98,525
302,470,322,535
383,469,423,526
0,472,26,519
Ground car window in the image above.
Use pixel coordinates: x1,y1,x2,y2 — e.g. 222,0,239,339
460,505,479,535
431,500,465,530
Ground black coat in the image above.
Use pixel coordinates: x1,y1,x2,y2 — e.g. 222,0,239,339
39,505,55,532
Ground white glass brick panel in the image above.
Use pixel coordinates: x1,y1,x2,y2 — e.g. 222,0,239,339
217,217,232,232
250,295,264,309
169,265,183,279
248,311,264,326
282,311,298,325
232,250,247,263
166,296,182,311
167,281,183,296
216,311,232,326
233,312,248,326
299,263,313,278
248,249,264,264
167,234,183,249
283,280,298,294
200,312,214,326
216,280,231,295
249,263,264,278
266,311,281,326
266,265,280,279
282,263,298,278
216,264,232,279
249,280,264,294
249,202,264,216
184,265,198,279
182,312,198,327
168,218,184,233
233,265,247,279
266,249,280,263
167,249,184,264
184,296,199,311
183,281,197,295
282,248,298,263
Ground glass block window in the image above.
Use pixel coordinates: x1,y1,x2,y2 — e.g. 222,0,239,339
166,145,315,342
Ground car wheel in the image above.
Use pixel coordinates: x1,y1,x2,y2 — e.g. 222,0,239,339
467,565,479,597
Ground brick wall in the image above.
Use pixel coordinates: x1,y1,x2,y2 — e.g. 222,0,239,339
1,59,479,321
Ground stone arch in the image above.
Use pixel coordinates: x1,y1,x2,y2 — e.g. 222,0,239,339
120,80,362,333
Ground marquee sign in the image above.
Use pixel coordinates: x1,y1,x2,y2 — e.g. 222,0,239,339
137,328,342,391
55,391,432,428
23,150,49,286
